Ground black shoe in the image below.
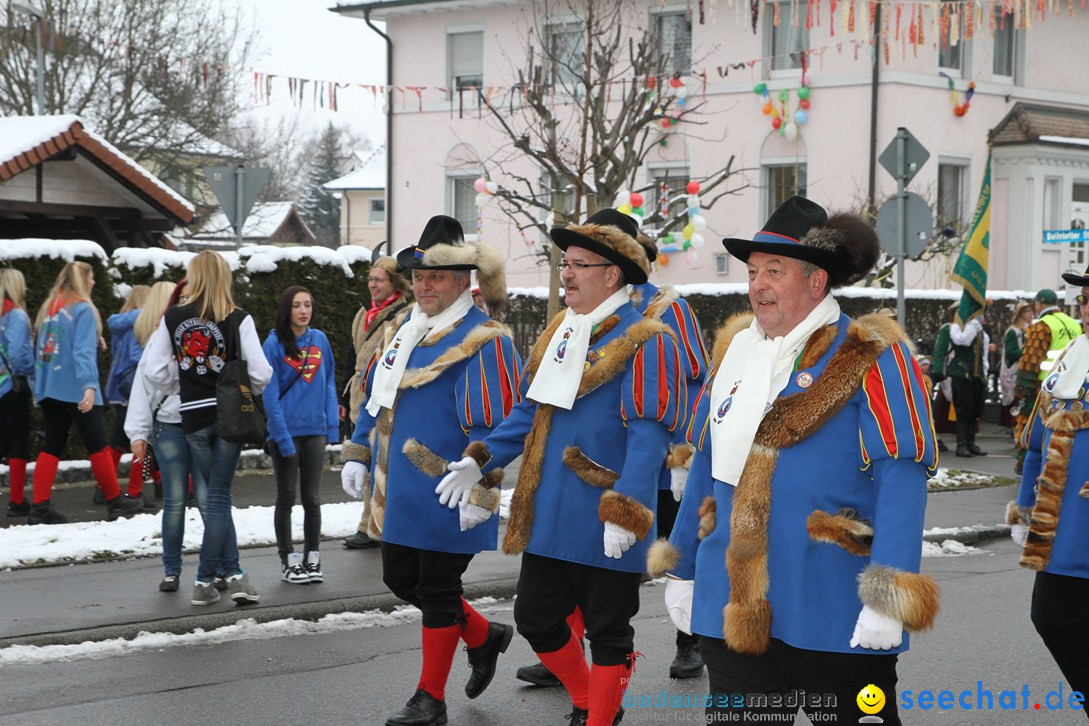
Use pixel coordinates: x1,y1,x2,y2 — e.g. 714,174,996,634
464,621,514,699
159,575,180,592
966,442,987,456
565,706,588,725
516,661,562,687
937,438,949,452
213,575,228,591
107,493,146,521
343,531,380,549
955,443,974,457
92,487,107,505
385,689,447,726
669,639,705,679
28,500,68,525
6,500,30,517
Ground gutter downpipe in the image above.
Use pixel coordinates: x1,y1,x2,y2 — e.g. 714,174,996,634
866,2,882,218
365,8,393,251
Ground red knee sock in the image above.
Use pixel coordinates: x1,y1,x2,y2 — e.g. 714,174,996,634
537,631,590,709
31,453,60,505
127,457,144,497
107,446,123,469
587,660,633,726
459,597,490,649
8,457,27,504
88,448,121,500
418,624,460,701
568,606,586,642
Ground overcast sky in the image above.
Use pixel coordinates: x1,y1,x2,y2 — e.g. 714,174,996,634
238,0,387,147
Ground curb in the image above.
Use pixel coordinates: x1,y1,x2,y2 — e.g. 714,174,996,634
923,523,1008,545
0,577,521,649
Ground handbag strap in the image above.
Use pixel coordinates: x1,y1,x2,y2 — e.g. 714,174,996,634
0,344,15,379
279,343,309,400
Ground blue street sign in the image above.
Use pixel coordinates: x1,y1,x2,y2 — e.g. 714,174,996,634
1043,229,1089,244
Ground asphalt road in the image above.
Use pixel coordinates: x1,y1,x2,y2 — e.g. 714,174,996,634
1,538,1084,726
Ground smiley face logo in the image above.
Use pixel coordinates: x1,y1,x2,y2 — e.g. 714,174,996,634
857,684,885,715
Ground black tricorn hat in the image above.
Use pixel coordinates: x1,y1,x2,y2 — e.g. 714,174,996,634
1062,262,1089,287
550,208,650,284
722,196,880,288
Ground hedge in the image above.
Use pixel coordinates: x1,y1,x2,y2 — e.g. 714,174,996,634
0,239,1066,463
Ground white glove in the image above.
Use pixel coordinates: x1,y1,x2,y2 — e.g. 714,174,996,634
435,456,482,508
341,461,368,499
458,502,493,531
664,577,694,635
850,605,903,650
670,466,688,502
603,522,637,559
1011,523,1028,547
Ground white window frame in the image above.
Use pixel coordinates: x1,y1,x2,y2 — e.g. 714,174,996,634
937,0,971,77
1067,184,1089,275
447,27,484,90
446,172,482,240
651,8,692,77
991,6,1024,84
369,198,385,225
762,160,808,219
936,158,971,234
647,163,691,222
547,20,584,89
715,252,730,276
764,0,809,77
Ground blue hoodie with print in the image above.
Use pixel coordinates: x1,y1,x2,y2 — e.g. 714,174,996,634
0,305,34,398
34,301,102,405
261,327,338,457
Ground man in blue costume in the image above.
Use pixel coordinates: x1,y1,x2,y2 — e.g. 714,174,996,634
649,197,940,725
341,215,521,726
1007,262,1089,715
438,208,683,726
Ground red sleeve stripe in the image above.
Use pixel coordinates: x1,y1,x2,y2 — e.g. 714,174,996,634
479,353,493,427
464,368,474,428
859,429,871,470
862,364,898,458
495,339,515,416
688,381,708,447
892,344,926,462
670,344,683,431
657,337,670,423
632,347,646,418
670,302,702,379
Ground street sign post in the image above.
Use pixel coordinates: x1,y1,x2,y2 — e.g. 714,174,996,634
203,166,271,248
879,128,930,325
877,191,933,259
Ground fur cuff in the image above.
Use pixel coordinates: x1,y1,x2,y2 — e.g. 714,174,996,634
807,509,874,556
402,438,448,478
341,441,371,465
482,468,504,489
598,490,654,540
464,440,493,469
563,446,619,489
857,565,940,632
665,443,694,470
468,483,501,513
646,539,680,577
698,496,716,539
1005,500,1031,526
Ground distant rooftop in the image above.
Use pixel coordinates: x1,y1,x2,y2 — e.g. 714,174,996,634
990,103,1089,148
324,145,386,191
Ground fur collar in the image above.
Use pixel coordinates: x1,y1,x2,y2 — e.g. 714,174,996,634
638,285,680,322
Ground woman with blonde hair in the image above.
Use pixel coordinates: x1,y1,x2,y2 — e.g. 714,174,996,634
0,269,35,517
102,284,151,503
145,251,273,606
1000,300,1034,430
30,261,144,524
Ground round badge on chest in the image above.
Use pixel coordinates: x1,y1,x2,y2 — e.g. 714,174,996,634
796,371,813,388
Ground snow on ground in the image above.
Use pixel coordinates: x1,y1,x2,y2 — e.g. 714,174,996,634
922,539,984,557
0,597,511,666
927,467,1010,489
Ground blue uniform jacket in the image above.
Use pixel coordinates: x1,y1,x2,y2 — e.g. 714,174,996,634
666,313,937,654
262,327,340,457
348,306,521,555
34,301,103,405
475,302,683,573
1016,344,1089,580
105,309,142,404
0,306,34,398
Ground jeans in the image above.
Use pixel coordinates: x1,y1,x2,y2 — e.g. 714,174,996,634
186,422,242,582
271,435,325,558
154,421,205,577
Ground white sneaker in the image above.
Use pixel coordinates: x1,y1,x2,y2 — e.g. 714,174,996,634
281,553,309,584
304,550,323,583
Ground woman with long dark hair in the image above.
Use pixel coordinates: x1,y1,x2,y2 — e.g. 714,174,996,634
263,286,338,583
0,269,34,517
144,251,272,606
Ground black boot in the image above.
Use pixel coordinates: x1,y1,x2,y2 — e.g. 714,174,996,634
966,424,987,456
28,500,68,525
516,660,561,687
464,621,514,698
937,438,949,452
106,493,146,521
669,630,704,679
955,421,973,457
385,689,447,726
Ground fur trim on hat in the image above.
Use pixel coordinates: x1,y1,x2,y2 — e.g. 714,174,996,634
421,241,508,314
857,565,940,631
799,212,881,287
565,221,651,280
646,539,681,578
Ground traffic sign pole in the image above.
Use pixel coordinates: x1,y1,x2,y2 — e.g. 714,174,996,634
896,130,907,326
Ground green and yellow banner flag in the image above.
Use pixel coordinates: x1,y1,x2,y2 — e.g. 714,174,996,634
951,154,991,327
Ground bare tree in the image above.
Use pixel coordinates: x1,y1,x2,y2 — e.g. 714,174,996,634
0,0,256,184
459,0,752,315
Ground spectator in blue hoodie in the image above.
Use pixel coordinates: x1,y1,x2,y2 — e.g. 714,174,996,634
262,285,339,584
0,268,35,518
31,261,144,525
102,285,149,503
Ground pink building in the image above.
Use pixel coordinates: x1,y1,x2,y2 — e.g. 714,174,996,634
334,0,1089,294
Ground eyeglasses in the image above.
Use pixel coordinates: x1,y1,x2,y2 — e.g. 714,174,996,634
1076,294,1088,305
556,261,614,272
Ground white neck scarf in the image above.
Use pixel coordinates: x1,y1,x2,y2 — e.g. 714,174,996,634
709,294,841,486
366,289,475,416
1042,335,1089,400
526,287,630,410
